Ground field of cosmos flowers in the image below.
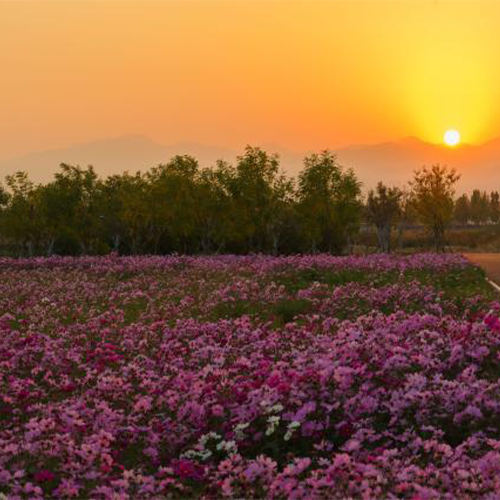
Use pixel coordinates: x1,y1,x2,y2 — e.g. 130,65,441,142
2,253,500,499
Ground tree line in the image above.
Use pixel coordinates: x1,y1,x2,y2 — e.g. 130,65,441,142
0,145,471,256
453,190,500,226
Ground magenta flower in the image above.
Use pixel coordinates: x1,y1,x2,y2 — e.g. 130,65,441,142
34,469,55,482
1,253,500,498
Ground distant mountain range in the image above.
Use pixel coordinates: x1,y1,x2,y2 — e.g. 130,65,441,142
1,134,500,192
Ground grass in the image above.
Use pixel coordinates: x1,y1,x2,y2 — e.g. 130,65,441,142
205,260,496,324
405,265,497,302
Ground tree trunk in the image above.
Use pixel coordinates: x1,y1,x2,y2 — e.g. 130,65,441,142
26,240,34,258
396,222,406,250
433,223,446,252
46,238,55,256
113,234,120,253
376,224,391,253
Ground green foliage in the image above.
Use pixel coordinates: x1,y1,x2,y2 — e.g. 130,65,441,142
410,164,460,252
0,147,364,256
144,155,202,253
451,190,500,227
298,151,362,253
366,182,402,252
2,172,37,256
491,191,500,224
272,299,313,324
454,194,470,225
3,148,500,256
470,189,491,225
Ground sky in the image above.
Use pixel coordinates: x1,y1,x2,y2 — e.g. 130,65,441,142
1,0,500,161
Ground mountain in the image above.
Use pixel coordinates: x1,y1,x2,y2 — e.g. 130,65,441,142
333,137,483,191
0,135,238,185
0,134,499,192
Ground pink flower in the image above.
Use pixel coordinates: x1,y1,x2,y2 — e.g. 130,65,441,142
34,469,55,482
173,459,204,481
211,404,224,417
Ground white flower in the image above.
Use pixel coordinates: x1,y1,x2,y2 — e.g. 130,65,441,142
216,440,238,455
234,422,250,439
265,415,281,436
284,420,301,441
200,432,221,445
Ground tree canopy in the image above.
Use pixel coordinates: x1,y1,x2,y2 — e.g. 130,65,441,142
410,164,460,252
0,147,363,256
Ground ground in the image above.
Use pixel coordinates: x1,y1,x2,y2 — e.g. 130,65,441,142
465,253,500,284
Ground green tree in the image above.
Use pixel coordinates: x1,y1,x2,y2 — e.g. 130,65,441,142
266,174,296,255
410,164,459,252
395,188,414,250
195,162,237,253
298,151,362,253
470,190,490,225
366,182,401,252
470,190,481,225
226,146,288,252
95,174,137,253
36,181,75,255
3,172,38,256
453,194,470,226
481,192,491,224
145,155,201,253
32,166,103,255
490,191,500,225
0,184,9,207
0,183,11,252
117,172,149,254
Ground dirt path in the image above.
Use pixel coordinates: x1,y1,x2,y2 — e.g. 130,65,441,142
464,253,500,285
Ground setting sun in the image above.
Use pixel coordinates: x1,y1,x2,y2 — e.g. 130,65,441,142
444,129,461,146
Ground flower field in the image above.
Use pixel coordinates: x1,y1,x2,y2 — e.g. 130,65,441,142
2,253,500,498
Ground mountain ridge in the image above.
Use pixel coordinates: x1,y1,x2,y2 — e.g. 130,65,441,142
0,135,499,192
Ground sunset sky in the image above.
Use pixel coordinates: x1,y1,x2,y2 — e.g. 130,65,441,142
2,0,500,161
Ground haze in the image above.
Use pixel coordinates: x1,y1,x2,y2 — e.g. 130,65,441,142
2,0,500,183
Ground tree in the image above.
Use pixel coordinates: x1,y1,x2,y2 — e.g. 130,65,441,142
470,189,490,225
145,155,201,253
49,164,100,254
116,172,149,254
225,146,289,252
410,164,460,252
395,188,414,250
96,174,138,253
0,184,9,208
453,194,470,226
36,181,74,255
266,174,296,255
491,191,500,225
3,172,38,256
470,190,481,225
0,183,11,249
480,191,491,224
4,146,482,257
298,151,362,253
194,163,234,253
366,183,401,252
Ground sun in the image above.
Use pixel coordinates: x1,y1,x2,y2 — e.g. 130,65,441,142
444,129,460,147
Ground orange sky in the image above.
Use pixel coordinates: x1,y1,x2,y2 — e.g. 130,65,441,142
1,0,500,160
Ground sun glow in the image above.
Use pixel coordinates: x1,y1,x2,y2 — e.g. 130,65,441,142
444,129,461,147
